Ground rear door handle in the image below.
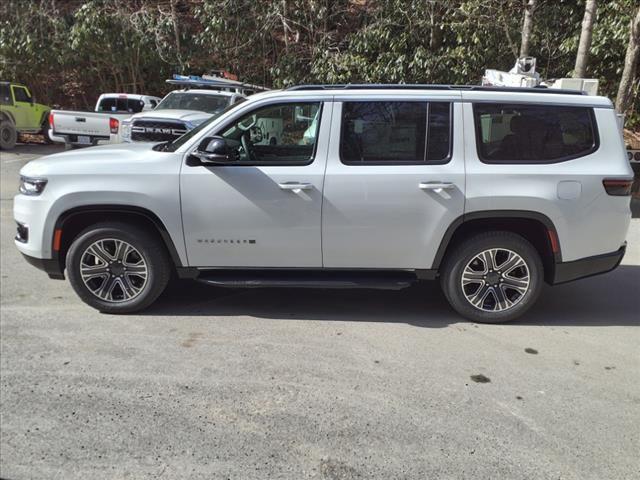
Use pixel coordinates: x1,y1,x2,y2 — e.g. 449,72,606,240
419,182,455,190
278,182,313,192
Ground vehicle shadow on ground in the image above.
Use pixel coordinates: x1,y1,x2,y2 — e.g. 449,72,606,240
145,265,640,328
1,143,64,157
631,198,640,219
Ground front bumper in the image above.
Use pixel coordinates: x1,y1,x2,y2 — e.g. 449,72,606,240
21,252,64,280
551,244,626,285
14,193,63,278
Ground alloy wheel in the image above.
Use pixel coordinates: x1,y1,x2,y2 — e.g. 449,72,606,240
460,248,530,312
79,238,148,302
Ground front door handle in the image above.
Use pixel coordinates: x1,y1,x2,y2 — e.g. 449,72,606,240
419,181,455,191
278,182,313,192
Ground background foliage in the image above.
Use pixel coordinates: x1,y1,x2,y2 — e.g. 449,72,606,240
0,0,637,124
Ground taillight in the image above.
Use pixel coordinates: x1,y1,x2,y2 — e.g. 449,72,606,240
603,178,634,196
109,117,119,134
48,112,54,128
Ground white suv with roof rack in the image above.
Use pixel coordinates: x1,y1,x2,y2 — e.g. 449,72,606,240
14,84,633,323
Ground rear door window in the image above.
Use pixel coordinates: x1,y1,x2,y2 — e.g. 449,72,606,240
339,101,452,164
473,103,598,163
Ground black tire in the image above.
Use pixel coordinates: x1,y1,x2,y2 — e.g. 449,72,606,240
0,120,17,150
66,222,171,313
440,231,544,323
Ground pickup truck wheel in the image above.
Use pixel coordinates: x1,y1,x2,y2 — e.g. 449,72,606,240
0,120,17,150
66,222,171,314
440,231,543,323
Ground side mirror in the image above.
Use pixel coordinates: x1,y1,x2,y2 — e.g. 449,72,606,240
192,136,237,164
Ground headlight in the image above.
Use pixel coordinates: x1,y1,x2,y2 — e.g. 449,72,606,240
121,121,131,141
19,176,47,196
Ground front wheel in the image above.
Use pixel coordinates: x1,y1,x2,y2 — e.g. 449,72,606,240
0,120,17,150
440,231,544,323
66,222,171,313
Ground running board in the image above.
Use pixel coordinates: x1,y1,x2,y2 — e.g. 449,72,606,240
195,270,417,290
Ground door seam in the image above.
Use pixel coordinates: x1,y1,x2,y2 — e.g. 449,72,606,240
320,97,335,268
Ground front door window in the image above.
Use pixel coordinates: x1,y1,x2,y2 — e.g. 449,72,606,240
12,86,32,104
220,102,322,165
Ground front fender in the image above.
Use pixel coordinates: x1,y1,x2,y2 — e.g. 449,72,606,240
0,109,16,125
38,190,187,266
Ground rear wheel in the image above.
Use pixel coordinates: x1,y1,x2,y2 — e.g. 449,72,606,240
0,120,17,150
66,222,171,313
440,231,544,323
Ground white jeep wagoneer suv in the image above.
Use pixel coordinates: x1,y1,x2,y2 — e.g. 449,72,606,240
14,85,634,323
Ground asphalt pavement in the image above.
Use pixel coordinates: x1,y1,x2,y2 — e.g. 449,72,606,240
1,144,639,480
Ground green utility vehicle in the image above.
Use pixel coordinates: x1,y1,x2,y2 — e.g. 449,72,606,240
0,81,51,150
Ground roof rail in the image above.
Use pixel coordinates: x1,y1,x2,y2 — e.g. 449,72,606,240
285,84,586,95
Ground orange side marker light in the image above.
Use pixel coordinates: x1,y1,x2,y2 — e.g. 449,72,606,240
53,229,62,251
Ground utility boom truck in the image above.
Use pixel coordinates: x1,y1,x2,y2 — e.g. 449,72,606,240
483,57,600,95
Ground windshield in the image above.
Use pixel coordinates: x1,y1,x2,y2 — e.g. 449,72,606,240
161,98,247,152
155,92,232,114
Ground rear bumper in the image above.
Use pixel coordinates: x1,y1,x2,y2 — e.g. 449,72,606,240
48,129,117,146
21,252,64,280
551,244,626,285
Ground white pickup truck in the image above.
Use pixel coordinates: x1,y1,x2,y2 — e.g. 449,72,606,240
121,89,245,143
49,93,161,148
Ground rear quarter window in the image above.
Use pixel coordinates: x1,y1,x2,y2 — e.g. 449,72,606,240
0,84,11,105
473,103,598,163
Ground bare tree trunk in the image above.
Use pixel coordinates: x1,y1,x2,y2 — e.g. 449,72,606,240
615,6,640,113
574,0,597,77
429,3,443,50
281,0,289,54
170,0,183,72
519,0,537,57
